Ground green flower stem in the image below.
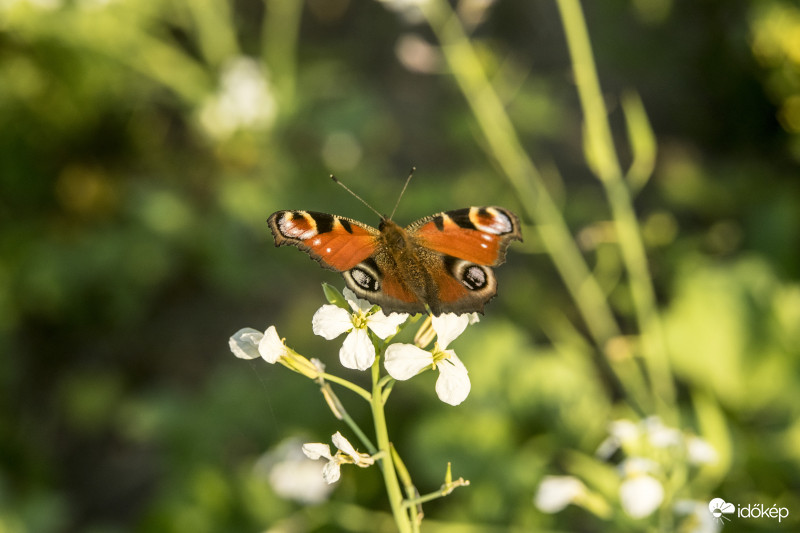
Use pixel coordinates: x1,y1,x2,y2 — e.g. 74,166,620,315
419,0,652,412
320,372,372,402
371,355,413,533
390,444,421,532
401,478,471,509
262,0,303,114
555,0,677,418
318,381,377,455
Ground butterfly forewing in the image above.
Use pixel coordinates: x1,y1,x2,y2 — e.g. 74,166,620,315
268,210,379,272
408,207,522,266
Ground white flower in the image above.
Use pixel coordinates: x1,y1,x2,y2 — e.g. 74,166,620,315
610,419,641,442
619,456,659,476
534,475,587,513
229,326,287,363
312,288,408,370
686,436,718,465
254,438,335,504
675,500,722,533
302,431,374,484
643,416,682,448
384,313,472,406
199,56,277,139
376,0,428,24
620,475,664,518
596,419,640,458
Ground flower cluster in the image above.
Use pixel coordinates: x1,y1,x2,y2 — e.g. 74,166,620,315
534,416,718,522
310,288,473,405
229,285,478,488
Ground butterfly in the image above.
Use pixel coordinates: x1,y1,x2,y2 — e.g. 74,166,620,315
267,205,522,316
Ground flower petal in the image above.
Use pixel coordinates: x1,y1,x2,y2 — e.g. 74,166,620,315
312,305,353,340
340,328,376,370
534,475,586,513
331,431,358,458
366,310,409,339
258,325,286,363
384,344,433,380
229,328,264,359
620,475,664,518
343,287,374,313
321,460,341,484
435,352,471,406
302,443,333,461
431,313,470,349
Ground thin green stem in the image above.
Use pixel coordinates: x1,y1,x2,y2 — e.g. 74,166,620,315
555,0,676,418
320,372,372,402
371,356,413,533
318,381,377,455
401,479,471,508
262,0,303,114
391,444,421,531
419,0,651,412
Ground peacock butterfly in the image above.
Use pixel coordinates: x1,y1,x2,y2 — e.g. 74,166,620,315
267,172,522,315
267,203,522,316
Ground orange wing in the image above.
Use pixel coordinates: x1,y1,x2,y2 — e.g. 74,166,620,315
268,210,379,272
408,206,522,266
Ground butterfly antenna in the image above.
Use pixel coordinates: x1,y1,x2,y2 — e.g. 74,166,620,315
389,167,416,220
330,174,384,220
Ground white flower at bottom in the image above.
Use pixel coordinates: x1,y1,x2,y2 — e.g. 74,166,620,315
254,438,334,504
620,475,664,518
312,289,408,370
675,500,722,533
534,475,587,513
384,313,472,406
302,431,374,484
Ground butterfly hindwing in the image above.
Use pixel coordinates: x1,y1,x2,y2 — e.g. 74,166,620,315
341,244,430,314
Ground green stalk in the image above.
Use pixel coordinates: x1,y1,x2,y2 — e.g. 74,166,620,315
419,0,651,412
320,372,372,402
371,356,412,533
262,0,303,113
555,0,676,417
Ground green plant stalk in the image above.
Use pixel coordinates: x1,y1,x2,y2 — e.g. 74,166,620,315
419,0,651,412
555,0,676,417
371,355,413,533
262,0,303,114
186,0,239,68
318,380,378,455
320,371,372,402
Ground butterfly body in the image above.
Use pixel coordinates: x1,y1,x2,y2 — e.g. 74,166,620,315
268,207,522,315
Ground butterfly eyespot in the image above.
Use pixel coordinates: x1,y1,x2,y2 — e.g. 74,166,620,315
461,265,488,290
350,266,380,292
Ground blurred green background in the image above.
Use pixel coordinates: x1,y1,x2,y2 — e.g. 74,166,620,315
1,0,799,531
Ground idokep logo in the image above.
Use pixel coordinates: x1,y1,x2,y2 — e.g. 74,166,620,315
709,498,735,524
709,497,790,525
